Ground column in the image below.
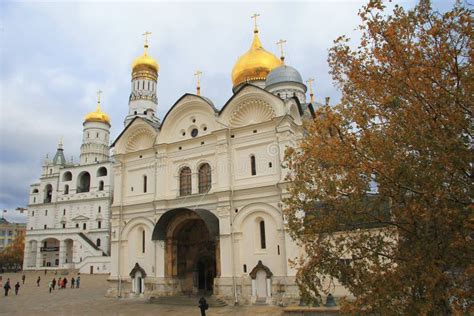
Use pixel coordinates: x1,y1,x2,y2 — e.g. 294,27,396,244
23,242,30,269
36,243,42,268
59,240,66,267
251,279,256,296
266,278,272,297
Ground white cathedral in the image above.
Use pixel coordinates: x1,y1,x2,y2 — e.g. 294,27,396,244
23,20,346,305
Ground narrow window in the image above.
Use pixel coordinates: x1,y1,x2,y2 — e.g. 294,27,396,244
45,210,48,216
63,209,66,215
259,220,266,249
142,230,145,253
98,221,101,229
142,81,144,89
62,224,66,229
277,245,280,255
76,223,79,228
33,197,36,203
179,167,192,196
198,163,211,193
99,181,104,191
83,223,86,230
98,206,101,213
243,264,247,273
251,155,256,176
148,81,150,90
32,211,34,216
96,238,101,247
143,175,147,193
44,225,47,229
64,185,69,195
96,132,99,138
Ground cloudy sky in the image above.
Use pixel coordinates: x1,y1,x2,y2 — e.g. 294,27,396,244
0,0,455,223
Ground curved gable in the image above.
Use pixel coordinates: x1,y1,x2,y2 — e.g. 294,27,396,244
158,94,218,144
219,84,285,128
114,119,157,154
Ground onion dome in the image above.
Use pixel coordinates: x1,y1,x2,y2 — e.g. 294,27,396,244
132,39,159,74
265,65,304,87
231,30,282,88
84,102,110,125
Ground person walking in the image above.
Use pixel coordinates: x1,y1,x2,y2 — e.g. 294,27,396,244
48,280,52,293
21,274,25,284
3,278,11,296
36,276,41,287
198,297,209,316
63,277,68,289
76,276,80,289
57,277,62,290
44,269,47,275
71,277,75,289
52,278,56,290
14,282,20,295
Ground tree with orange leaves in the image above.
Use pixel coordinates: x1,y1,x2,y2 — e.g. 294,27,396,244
0,230,25,271
284,0,472,314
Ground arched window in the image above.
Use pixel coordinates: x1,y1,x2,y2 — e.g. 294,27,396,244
198,163,212,194
64,185,69,195
44,184,53,203
96,238,101,247
143,175,147,193
250,155,256,176
77,172,91,193
179,167,192,196
98,181,104,191
97,167,107,177
259,220,266,249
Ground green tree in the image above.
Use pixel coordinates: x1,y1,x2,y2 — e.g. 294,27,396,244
284,1,473,314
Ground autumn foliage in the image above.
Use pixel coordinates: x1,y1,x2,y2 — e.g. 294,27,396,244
284,0,472,314
0,230,25,271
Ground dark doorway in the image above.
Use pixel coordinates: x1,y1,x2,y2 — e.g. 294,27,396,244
90,266,94,274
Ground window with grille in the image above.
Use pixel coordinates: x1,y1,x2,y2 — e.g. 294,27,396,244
179,167,192,196
198,163,211,194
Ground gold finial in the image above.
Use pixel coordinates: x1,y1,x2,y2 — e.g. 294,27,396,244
306,78,315,103
194,70,202,96
276,39,287,63
142,31,152,52
251,13,260,33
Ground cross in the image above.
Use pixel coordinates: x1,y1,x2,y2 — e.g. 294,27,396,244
142,31,152,45
97,89,103,103
306,78,315,102
194,70,202,95
251,13,260,33
276,39,287,61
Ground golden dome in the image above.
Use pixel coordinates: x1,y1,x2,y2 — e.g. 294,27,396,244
132,44,159,73
231,31,282,87
84,103,110,125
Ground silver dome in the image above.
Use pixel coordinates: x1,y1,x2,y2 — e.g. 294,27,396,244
265,65,303,87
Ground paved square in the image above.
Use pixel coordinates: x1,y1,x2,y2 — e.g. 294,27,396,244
0,271,284,315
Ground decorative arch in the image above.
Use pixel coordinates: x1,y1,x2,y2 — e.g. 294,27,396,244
233,202,283,233
44,184,53,203
249,260,273,279
121,216,155,239
124,127,156,153
129,262,147,278
77,171,91,193
229,99,275,127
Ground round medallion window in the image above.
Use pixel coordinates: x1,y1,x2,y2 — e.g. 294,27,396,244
191,128,199,138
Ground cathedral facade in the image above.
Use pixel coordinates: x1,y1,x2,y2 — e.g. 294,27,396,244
23,101,113,274
107,23,318,305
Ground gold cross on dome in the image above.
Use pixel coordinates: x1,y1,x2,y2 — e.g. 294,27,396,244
194,70,203,96
306,78,315,102
142,31,152,45
276,39,287,61
251,13,260,33
97,89,103,103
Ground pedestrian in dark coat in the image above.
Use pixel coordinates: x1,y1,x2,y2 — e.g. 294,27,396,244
63,277,68,289
21,274,25,284
36,276,41,287
71,277,75,288
4,278,11,296
14,282,20,295
198,297,209,316
76,276,80,288
52,278,56,290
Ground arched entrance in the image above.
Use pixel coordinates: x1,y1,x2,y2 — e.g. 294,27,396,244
152,208,220,295
41,238,60,267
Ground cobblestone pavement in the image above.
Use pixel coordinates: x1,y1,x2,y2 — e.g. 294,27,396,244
0,271,284,316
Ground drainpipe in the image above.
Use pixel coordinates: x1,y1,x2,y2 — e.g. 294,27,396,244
117,159,124,298
217,120,238,305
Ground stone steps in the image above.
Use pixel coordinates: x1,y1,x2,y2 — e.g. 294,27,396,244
149,295,227,307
